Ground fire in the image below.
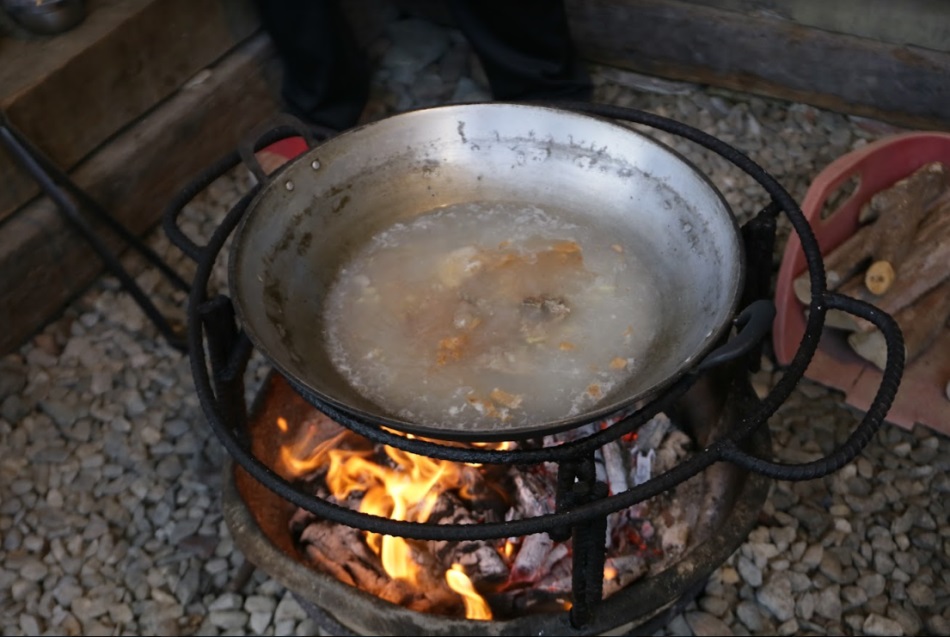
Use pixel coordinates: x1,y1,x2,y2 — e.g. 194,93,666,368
446,564,492,620
277,418,494,619
278,420,348,477
272,405,688,622
344,445,452,582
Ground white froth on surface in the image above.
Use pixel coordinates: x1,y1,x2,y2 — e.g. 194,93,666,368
322,202,661,430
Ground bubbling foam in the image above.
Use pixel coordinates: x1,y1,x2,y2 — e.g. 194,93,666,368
322,202,662,432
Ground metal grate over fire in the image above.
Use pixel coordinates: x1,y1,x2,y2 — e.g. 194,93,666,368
163,102,904,635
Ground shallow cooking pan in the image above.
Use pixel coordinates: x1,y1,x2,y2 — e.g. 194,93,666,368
228,103,758,440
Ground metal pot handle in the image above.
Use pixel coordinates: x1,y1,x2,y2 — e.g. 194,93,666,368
163,113,326,261
236,113,326,183
718,291,903,480
163,151,245,262
695,299,776,373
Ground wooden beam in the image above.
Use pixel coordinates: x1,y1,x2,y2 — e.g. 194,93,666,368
0,34,281,356
684,0,950,53
565,0,950,131
0,0,260,223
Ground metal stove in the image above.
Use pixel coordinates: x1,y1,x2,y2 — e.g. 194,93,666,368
161,103,904,635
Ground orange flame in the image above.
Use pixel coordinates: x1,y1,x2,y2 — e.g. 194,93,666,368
276,417,496,618
446,564,493,620
279,424,349,477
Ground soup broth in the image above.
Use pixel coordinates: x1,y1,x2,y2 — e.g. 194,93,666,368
322,202,662,432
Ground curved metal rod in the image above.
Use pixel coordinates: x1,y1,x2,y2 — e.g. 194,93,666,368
284,374,695,465
163,120,326,262
178,101,903,540
182,159,732,539
162,150,242,262
0,117,188,351
719,292,903,480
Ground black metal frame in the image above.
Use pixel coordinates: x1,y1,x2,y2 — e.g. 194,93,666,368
0,112,190,351
163,102,904,628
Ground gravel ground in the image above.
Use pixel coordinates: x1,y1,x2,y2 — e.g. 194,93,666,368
1,7,948,637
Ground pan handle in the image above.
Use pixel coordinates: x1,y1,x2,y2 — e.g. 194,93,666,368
718,292,903,480
163,113,327,262
695,299,776,373
163,151,244,262
236,113,326,183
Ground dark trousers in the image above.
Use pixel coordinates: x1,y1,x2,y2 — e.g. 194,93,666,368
256,0,591,130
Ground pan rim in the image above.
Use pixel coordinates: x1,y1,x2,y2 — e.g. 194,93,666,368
228,102,745,441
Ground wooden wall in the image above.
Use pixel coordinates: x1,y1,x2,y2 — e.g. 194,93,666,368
565,0,950,132
0,0,281,355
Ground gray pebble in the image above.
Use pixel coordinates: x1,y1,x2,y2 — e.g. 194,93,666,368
756,575,795,622
819,551,844,582
244,594,276,614
887,604,922,635
686,611,734,636
735,600,771,632
209,609,249,630
698,594,732,617
863,613,905,636
926,614,950,635
906,581,935,607
858,572,887,598
274,595,308,623
893,551,919,576
19,558,48,582
71,596,110,623
208,591,244,612
873,550,896,575
815,585,842,621
841,585,868,610
52,577,83,607
249,610,273,635
736,555,763,587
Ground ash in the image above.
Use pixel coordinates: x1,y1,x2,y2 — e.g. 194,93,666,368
0,2,947,636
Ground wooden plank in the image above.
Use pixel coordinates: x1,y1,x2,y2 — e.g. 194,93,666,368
0,0,260,223
564,0,950,131
0,34,281,356
684,0,950,53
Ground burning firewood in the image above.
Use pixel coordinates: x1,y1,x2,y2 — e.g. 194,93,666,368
285,407,708,620
297,519,390,591
532,544,572,594
600,439,631,495
485,588,571,616
426,492,510,587
793,162,950,367
634,413,672,453
508,532,556,585
505,470,558,584
297,516,468,615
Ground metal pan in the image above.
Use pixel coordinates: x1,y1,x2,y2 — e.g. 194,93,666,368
228,103,745,440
